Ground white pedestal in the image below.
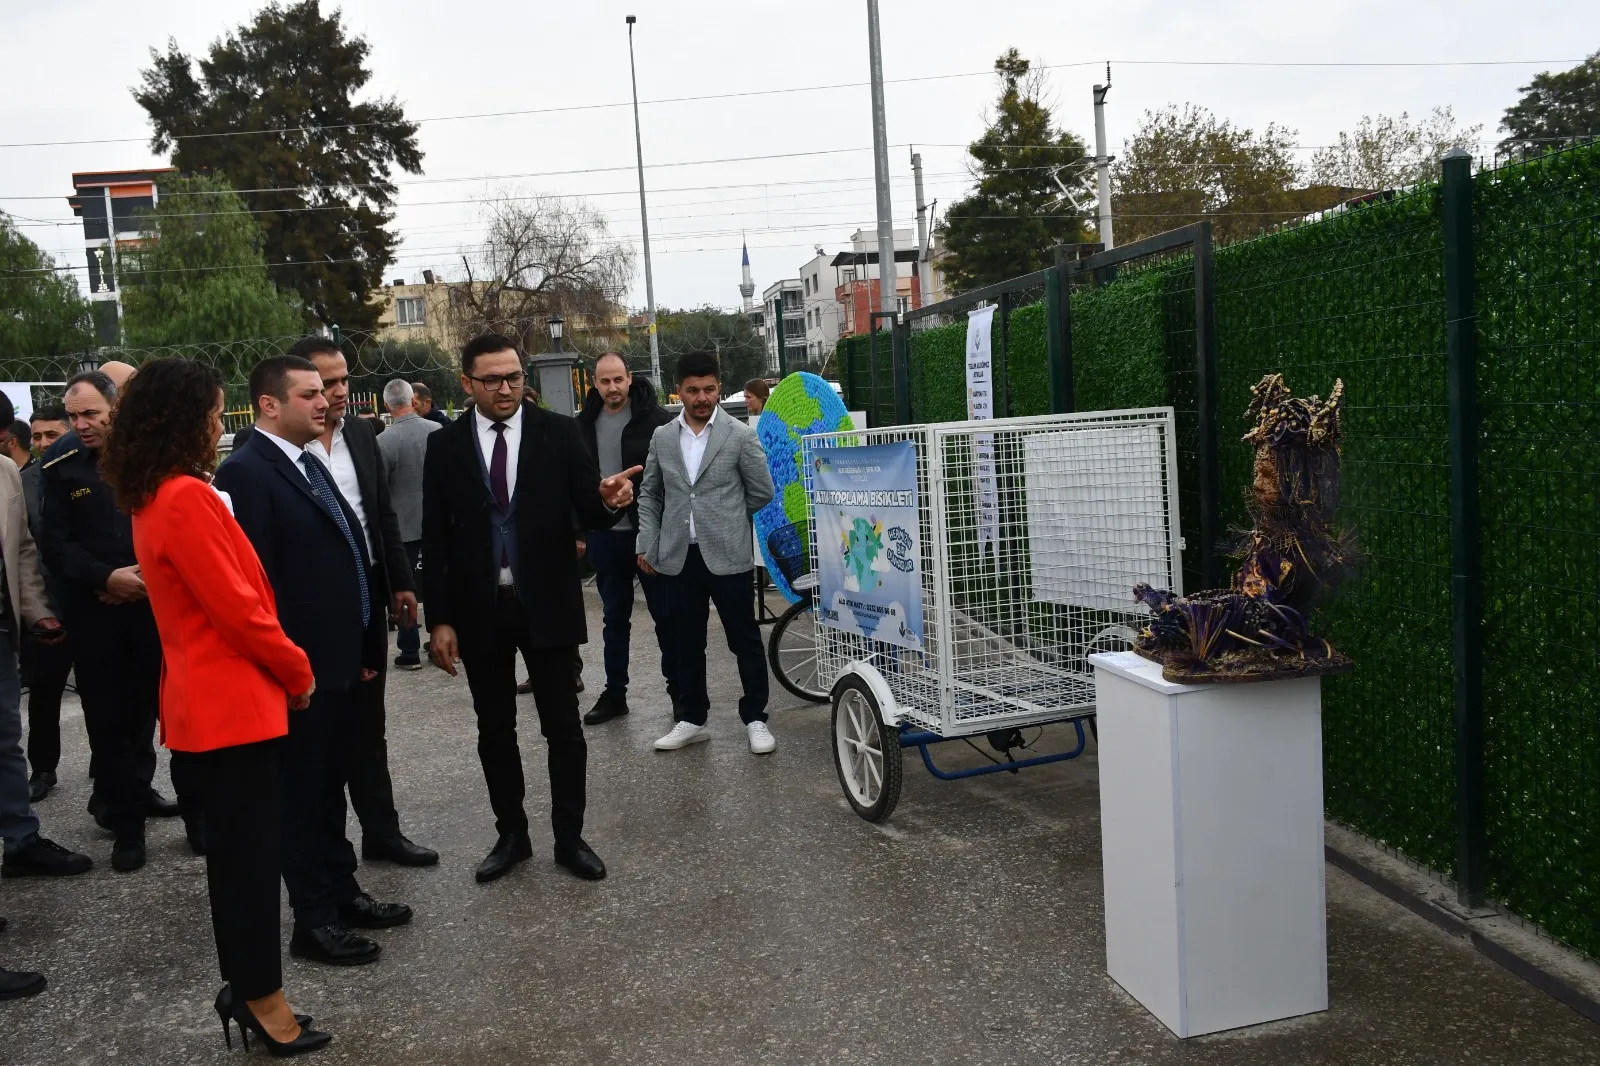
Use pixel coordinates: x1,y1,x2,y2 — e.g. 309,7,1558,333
1090,652,1328,1038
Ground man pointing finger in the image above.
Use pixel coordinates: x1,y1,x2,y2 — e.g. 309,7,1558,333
421,334,623,886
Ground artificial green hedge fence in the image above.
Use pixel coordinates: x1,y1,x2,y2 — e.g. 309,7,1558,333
832,139,1600,960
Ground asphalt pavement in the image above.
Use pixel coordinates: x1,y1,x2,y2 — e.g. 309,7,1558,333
1,584,1595,1065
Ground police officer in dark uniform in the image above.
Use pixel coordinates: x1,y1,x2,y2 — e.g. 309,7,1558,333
38,370,193,873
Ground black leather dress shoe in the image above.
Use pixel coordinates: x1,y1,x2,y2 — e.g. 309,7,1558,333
2,837,92,878
111,837,147,873
338,892,413,929
475,833,533,883
0,966,47,1000
27,772,55,803
554,839,607,881
146,788,181,818
583,690,629,726
289,923,381,966
362,833,439,867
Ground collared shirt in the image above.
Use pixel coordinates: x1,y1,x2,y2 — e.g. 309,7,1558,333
305,422,374,555
677,405,718,544
255,426,312,479
473,405,523,585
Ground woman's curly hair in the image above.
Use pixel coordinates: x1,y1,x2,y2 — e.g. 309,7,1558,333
101,358,226,513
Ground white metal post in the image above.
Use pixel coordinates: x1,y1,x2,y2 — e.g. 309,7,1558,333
1093,75,1114,251
626,16,662,388
866,0,898,318
912,149,932,308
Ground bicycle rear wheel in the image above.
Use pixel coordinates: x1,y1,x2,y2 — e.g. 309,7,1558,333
768,598,828,703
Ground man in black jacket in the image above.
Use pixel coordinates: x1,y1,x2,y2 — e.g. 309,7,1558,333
38,372,187,872
215,355,412,967
294,336,437,869
19,406,73,802
575,354,677,725
423,334,637,884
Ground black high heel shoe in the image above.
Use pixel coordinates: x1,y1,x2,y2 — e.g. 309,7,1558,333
214,987,329,1055
215,987,313,1046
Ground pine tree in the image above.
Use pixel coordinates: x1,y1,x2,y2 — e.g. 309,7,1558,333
938,50,1093,294
133,1,422,333
1498,51,1600,156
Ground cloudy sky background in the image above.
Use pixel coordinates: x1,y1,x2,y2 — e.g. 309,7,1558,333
2,0,1594,316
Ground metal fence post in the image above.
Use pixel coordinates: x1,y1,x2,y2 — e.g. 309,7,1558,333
1045,264,1075,413
892,319,911,424
775,306,787,378
1193,221,1222,589
1442,148,1487,911
996,289,1012,417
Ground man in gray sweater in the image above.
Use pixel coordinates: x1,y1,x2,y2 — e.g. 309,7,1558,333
377,379,439,669
636,352,777,755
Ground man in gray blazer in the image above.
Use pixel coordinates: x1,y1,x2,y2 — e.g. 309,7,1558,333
376,378,439,670
636,352,777,754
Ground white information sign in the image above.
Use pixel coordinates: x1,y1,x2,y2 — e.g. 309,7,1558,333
965,305,1000,558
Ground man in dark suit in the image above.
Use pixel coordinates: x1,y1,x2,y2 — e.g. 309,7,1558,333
291,336,436,868
215,354,412,966
423,333,638,883
38,371,187,872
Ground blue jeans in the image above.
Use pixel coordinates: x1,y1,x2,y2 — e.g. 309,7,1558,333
397,540,422,660
0,628,41,854
586,527,676,701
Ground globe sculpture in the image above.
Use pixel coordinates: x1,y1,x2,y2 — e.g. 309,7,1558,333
753,372,856,603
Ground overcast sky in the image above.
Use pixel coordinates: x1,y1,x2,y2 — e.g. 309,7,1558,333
3,1,1593,316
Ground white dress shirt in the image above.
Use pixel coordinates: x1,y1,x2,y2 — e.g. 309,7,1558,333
473,405,523,585
255,426,312,479
677,405,717,544
305,422,374,556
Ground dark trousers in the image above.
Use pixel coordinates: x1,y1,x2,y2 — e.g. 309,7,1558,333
345,664,400,844
666,546,769,726
71,602,161,837
346,567,403,842
397,541,422,660
281,686,362,930
586,527,675,700
460,592,586,845
172,738,284,1002
22,630,73,776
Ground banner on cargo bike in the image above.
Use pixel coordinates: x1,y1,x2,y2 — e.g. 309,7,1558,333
809,441,924,651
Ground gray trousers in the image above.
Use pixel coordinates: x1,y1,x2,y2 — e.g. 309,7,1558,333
0,628,41,854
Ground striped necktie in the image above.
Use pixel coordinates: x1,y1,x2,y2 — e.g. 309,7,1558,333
299,452,372,624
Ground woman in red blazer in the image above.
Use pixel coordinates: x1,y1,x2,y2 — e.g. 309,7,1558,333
102,358,330,1058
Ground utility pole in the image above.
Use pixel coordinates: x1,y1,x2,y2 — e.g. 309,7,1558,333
626,15,662,387
911,148,932,308
1092,64,1114,251
866,0,897,318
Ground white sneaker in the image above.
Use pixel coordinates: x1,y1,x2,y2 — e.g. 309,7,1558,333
746,721,776,755
653,721,711,751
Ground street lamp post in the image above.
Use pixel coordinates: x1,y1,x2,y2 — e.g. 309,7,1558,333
625,15,663,389
531,313,578,414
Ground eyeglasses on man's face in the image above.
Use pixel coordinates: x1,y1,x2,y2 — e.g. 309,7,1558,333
466,370,527,392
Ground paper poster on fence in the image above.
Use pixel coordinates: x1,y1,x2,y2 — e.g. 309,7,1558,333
809,442,924,651
965,305,1000,558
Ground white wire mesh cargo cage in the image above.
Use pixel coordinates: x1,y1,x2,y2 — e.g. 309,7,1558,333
799,408,1184,821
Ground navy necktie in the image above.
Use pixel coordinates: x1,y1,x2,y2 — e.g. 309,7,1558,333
490,422,511,567
300,452,372,624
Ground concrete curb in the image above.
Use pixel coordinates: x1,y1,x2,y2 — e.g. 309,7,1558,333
1325,841,1600,1026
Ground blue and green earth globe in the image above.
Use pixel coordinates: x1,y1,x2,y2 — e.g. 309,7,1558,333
753,372,855,603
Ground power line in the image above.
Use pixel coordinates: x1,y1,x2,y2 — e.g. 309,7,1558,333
3,55,1578,151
